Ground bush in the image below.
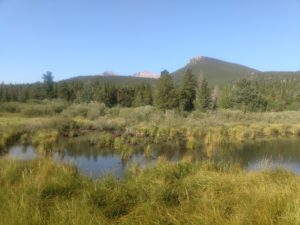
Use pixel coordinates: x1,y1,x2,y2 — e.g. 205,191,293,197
86,103,106,120
20,100,68,116
89,132,113,148
61,104,89,117
0,102,21,113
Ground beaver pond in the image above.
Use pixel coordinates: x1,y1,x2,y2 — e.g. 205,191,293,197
3,137,300,178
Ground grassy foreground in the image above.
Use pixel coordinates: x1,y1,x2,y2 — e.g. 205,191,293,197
0,159,299,225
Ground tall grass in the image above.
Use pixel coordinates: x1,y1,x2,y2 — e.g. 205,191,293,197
0,159,299,225
2,103,300,153
0,100,69,116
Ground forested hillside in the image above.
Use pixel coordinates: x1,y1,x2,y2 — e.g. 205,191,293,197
1,65,300,112
171,56,259,85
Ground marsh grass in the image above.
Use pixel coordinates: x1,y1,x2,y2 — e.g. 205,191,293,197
31,130,59,154
0,128,23,152
0,100,69,116
2,103,300,224
0,159,300,225
2,105,300,157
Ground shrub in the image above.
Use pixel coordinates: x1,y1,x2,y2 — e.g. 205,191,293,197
89,132,113,148
86,103,106,120
61,104,90,118
31,130,59,152
0,102,21,113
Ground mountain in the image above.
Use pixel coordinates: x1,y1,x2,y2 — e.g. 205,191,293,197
258,71,300,78
58,56,299,86
171,56,260,85
60,75,157,86
100,71,117,76
133,71,159,79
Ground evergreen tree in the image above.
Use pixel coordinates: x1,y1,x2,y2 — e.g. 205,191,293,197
17,86,29,102
28,82,46,100
100,85,117,107
142,84,153,105
155,70,178,110
232,78,268,112
42,71,54,99
0,82,8,102
57,82,71,101
218,85,234,109
133,90,144,107
79,81,94,103
116,86,134,107
179,69,197,111
133,84,153,106
195,78,211,112
211,86,219,111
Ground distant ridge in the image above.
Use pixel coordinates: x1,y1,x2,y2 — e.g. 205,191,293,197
132,71,159,79
57,56,299,86
171,56,260,85
60,74,157,86
99,71,117,76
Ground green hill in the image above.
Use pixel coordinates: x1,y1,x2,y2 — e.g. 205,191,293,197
60,75,157,86
256,71,300,80
171,56,260,85
59,57,299,87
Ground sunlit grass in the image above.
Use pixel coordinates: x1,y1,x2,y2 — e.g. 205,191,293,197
2,106,300,156
0,159,299,225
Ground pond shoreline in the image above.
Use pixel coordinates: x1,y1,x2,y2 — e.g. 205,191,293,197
3,136,300,178
2,109,300,224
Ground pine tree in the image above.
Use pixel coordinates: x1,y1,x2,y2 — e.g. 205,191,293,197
42,71,54,99
141,84,153,105
133,84,153,106
218,86,232,109
133,90,144,107
0,82,8,102
100,85,117,107
195,78,211,112
80,81,94,103
211,86,219,111
232,78,268,112
155,70,178,110
116,86,134,107
179,69,197,111
57,82,71,101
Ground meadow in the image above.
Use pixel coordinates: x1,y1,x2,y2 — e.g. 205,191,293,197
1,101,300,153
1,101,300,224
0,158,299,225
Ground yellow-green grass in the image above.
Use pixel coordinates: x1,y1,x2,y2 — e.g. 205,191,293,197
2,108,300,155
0,159,300,225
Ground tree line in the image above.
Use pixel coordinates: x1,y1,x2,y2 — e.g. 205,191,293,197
1,70,300,112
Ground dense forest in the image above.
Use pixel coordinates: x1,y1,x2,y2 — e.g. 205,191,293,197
1,70,300,112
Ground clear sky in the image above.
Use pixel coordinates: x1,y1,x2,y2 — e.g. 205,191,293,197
0,0,299,83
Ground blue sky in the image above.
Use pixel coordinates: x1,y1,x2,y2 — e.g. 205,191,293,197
0,0,299,83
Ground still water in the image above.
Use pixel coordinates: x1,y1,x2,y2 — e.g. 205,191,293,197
4,138,300,178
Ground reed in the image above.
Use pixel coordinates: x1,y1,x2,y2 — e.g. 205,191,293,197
0,159,299,225
2,106,300,153
31,130,59,153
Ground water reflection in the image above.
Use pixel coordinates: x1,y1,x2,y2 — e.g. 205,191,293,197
5,145,38,160
4,137,300,178
214,139,300,171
